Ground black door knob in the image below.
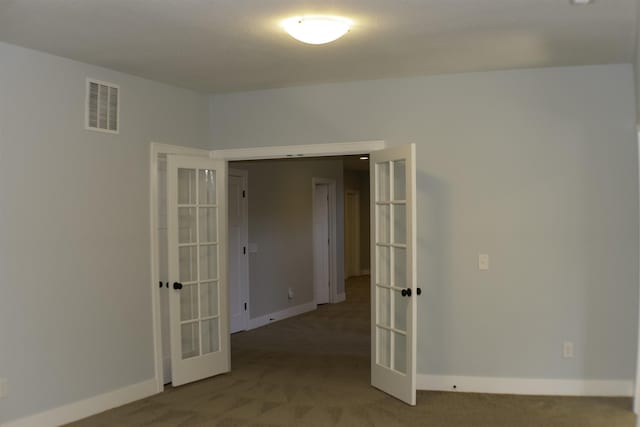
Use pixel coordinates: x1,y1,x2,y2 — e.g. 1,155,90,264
401,289,407,297
406,288,412,297
173,282,183,290
416,288,422,296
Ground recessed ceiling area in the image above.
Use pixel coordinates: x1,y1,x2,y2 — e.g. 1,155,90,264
0,0,635,93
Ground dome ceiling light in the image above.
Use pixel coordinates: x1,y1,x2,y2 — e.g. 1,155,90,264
281,15,352,45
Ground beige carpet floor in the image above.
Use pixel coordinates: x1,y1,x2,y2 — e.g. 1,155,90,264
68,276,635,426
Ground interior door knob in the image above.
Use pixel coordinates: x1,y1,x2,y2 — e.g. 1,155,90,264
173,282,183,290
416,288,422,296
401,288,412,297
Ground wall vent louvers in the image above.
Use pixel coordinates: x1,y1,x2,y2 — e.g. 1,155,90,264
86,79,119,133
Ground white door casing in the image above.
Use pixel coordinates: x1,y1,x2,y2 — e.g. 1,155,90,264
228,169,249,333
167,154,230,387
370,144,417,405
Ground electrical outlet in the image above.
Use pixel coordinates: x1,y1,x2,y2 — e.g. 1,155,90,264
0,378,7,398
563,341,574,358
478,254,489,271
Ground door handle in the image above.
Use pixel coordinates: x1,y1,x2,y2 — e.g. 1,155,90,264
173,282,183,290
416,288,422,296
401,288,412,297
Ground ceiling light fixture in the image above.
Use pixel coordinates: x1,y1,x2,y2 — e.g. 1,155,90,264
570,0,593,4
281,15,352,45
360,156,369,160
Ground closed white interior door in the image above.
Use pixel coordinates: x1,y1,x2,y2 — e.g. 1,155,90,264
314,183,330,305
228,169,249,333
167,155,229,387
370,144,417,405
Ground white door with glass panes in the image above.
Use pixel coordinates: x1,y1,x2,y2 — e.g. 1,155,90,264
370,144,417,405
167,155,229,387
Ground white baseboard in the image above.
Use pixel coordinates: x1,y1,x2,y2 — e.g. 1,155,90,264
2,378,157,427
417,375,633,397
248,301,317,330
335,292,346,303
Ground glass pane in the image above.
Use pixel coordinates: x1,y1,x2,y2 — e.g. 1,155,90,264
393,204,406,244
200,281,219,317
377,327,391,368
201,318,220,354
199,207,218,243
178,208,196,244
393,290,407,332
393,332,407,374
376,162,390,201
179,246,197,282
393,160,406,201
181,322,199,359
180,284,198,321
377,246,390,286
377,286,390,327
178,169,196,205
200,244,218,280
377,205,390,244
393,247,406,288
198,169,216,205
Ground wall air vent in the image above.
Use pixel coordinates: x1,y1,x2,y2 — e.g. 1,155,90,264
86,79,119,134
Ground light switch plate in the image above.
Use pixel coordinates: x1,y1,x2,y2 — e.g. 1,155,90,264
0,378,7,398
249,243,258,253
478,254,489,271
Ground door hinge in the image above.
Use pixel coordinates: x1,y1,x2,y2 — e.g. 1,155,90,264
242,190,246,198
243,246,247,255
244,302,247,310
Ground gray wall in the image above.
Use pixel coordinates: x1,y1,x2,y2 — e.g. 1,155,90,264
0,42,209,423
231,158,344,319
210,64,639,381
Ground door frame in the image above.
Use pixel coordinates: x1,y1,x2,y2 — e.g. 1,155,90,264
312,178,338,304
228,168,250,332
345,190,361,278
150,140,386,393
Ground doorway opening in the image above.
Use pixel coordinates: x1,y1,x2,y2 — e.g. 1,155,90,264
150,140,418,405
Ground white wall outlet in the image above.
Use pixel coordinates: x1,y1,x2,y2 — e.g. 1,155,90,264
478,254,489,271
0,378,7,398
563,341,574,358
288,288,294,300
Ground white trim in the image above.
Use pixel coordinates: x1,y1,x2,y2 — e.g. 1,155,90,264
635,128,640,413
247,302,317,330
312,177,338,305
210,140,386,161
149,142,211,394
2,379,157,427
417,375,633,397
335,292,346,303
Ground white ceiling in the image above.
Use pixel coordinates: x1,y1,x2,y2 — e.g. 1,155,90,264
0,0,636,93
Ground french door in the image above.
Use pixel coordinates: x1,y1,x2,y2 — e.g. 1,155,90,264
167,155,229,386
370,144,417,405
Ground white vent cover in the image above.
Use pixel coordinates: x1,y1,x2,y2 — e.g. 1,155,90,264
86,79,119,133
